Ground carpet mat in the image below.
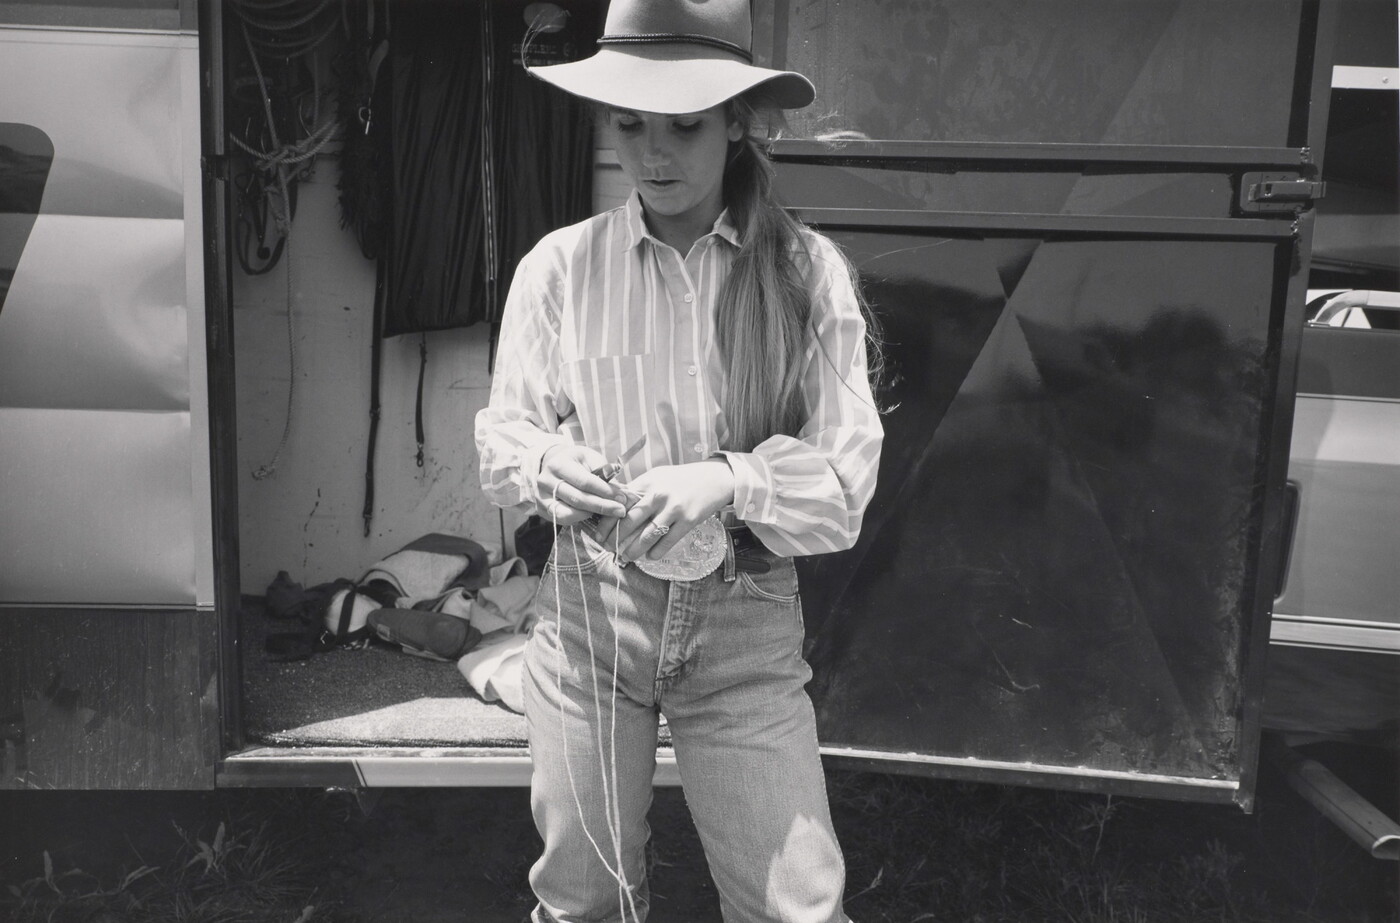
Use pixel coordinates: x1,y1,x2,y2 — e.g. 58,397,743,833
240,596,674,750
240,595,529,748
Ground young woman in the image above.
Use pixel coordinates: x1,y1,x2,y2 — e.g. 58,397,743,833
475,2,882,920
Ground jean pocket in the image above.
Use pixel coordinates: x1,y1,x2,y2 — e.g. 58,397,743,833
542,526,610,576
736,561,799,603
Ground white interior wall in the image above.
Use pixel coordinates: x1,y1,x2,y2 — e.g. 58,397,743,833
234,169,502,593
235,152,630,595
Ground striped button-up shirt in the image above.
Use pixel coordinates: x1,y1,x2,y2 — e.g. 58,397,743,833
475,192,883,556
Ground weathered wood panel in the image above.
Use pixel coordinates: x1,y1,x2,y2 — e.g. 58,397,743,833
0,609,218,789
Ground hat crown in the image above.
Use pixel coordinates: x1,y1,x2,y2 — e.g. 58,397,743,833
602,0,753,58
526,0,814,114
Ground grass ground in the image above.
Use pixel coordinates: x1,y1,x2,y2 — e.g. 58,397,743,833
1,743,1396,922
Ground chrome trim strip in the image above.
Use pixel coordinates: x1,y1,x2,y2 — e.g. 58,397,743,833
1295,392,1400,405
816,747,1239,790
0,602,210,611
0,25,190,42
219,747,683,787
793,207,1294,240
770,138,1310,169
1270,615,1400,653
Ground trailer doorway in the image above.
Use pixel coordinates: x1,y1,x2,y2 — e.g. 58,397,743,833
213,0,608,786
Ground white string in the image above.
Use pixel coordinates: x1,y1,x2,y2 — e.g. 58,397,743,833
547,486,641,921
571,524,626,888
604,525,631,918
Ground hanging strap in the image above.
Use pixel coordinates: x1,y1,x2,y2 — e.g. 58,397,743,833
415,333,428,468
481,2,499,321
363,256,387,536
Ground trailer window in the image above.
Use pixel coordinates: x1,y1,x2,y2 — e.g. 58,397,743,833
757,0,1308,149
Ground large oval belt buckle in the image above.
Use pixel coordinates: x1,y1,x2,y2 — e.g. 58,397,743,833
636,516,727,582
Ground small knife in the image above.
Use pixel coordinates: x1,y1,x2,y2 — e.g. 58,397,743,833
591,434,647,483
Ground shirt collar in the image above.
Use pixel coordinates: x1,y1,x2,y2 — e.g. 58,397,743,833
621,190,742,252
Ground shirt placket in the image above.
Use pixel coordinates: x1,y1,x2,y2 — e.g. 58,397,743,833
654,241,711,464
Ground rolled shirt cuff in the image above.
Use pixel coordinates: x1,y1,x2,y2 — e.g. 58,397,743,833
720,450,775,525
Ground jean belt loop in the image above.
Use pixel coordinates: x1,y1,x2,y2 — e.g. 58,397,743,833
721,529,737,582
717,509,738,582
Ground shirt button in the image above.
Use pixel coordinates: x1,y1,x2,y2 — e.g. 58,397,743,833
746,503,757,513
683,293,694,303
687,365,698,376
693,443,704,454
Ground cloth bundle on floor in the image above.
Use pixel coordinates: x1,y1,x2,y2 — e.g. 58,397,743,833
323,533,496,647
263,532,540,710
457,634,529,713
366,607,481,662
444,554,539,712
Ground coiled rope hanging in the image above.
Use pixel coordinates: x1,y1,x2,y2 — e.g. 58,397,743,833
229,0,342,480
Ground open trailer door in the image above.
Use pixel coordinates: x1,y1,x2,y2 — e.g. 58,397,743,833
762,0,1336,809
0,0,219,789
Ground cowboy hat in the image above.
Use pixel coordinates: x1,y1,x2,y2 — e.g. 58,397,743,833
527,0,815,114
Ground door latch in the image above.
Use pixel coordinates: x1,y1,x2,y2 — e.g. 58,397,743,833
1240,172,1326,212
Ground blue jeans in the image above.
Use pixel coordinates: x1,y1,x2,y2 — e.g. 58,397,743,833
524,525,850,923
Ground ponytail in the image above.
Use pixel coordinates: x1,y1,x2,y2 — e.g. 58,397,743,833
715,98,813,452
717,96,884,451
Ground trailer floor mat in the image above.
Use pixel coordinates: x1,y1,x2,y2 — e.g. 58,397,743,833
241,595,530,748
240,596,673,750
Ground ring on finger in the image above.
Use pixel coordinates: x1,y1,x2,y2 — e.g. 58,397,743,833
644,522,671,539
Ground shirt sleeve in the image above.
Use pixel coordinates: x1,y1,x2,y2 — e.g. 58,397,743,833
474,245,577,512
720,234,884,556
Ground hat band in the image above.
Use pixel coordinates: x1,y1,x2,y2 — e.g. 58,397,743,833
595,32,753,63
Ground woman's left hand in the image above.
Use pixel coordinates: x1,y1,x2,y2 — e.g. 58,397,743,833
599,458,736,563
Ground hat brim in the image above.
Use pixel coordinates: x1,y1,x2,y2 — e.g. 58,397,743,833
528,45,815,114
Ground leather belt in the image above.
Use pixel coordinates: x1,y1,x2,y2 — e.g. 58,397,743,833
727,524,771,574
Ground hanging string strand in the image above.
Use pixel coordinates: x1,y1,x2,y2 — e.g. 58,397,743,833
606,526,629,917
251,233,296,480
232,0,340,477
243,19,298,480
547,487,642,922
550,519,613,871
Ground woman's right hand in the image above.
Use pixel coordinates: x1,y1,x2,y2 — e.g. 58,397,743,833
535,445,629,525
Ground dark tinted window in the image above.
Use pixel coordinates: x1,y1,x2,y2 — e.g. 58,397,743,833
757,0,1305,147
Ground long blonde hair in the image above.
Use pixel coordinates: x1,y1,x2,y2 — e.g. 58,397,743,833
717,95,878,452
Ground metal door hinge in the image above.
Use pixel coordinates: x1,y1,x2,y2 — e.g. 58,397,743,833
1241,172,1326,212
